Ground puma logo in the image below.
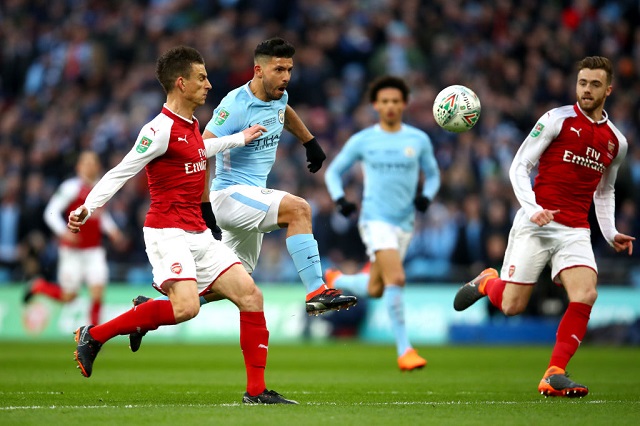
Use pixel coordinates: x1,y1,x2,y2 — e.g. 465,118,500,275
178,135,188,143
570,127,582,137
258,344,269,350
571,334,582,345
150,127,158,136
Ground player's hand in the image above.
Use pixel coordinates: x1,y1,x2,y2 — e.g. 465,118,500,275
67,206,89,233
336,197,357,217
241,124,267,145
530,209,560,227
612,233,635,255
414,195,431,213
303,137,326,173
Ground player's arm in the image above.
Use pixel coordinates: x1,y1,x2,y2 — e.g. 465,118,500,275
509,112,559,224
68,127,168,232
284,105,326,173
99,210,126,248
594,138,634,254
202,124,266,158
415,134,441,212
324,137,359,217
200,162,222,240
44,180,78,237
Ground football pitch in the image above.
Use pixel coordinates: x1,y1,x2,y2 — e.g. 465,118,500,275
1,340,639,425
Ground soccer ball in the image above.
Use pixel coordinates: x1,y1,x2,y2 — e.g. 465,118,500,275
432,85,481,133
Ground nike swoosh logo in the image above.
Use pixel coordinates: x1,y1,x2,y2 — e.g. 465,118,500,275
307,255,319,260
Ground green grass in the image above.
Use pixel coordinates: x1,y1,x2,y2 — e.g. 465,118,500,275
1,340,639,425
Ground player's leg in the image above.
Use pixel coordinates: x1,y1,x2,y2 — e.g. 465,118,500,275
85,247,109,325
24,247,78,304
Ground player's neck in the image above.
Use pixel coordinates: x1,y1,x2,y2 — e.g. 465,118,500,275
249,79,269,102
379,120,402,132
165,97,196,121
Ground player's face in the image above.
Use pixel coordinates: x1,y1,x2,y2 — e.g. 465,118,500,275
76,152,101,182
257,57,293,101
181,63,211,106
576,68,611,114
373,88,406,125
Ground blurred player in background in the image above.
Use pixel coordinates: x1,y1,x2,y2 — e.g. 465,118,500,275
68,46,297,404
324,76,441,371
454,56,634,397
24,151,124,325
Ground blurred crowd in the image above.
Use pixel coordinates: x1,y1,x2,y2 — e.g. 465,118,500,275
1,0,639,287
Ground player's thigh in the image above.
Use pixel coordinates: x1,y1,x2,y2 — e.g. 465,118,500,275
559,267,598,304
209,264,263,311
79,247,109,288
210,186,287,233
373,249,405,286
57,247,83,294
500,211,549,284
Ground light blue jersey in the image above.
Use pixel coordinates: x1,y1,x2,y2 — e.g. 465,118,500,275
205,82,288,190
325,123,440,231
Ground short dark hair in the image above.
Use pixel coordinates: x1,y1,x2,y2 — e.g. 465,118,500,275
368,75,410,103
577,56,613,85
254,37,296,62
155,46,205,94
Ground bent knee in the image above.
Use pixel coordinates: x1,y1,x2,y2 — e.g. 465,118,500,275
572,288,598,305
287,196,312,219
501,300,528,317
237,280,264,311
174,303,200,322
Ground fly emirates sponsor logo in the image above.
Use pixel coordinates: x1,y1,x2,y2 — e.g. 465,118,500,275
562,146,605,173
185,148,207,174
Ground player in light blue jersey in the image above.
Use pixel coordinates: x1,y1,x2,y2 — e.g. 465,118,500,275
324,76,440,371
200,37,356,315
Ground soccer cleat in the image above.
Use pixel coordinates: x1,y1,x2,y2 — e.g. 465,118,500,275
74,325,102,378
398,348,427,372
305,286,357,315
538,366,589,398
129,295,152,352
242,389,299,405
324,268,343,289
453,268,499,311
23,277,47,304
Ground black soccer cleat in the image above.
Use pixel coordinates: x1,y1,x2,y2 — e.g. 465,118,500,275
453,268,498,311
129,295,152,352
74,325,102,378
538,366,589,397
242,389,299,405
305,288,357,316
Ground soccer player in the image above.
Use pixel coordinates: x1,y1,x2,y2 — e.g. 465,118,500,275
454,56,634,397
24,151,124,325
68,46,297,404
323,76,441,371
201,37,356,315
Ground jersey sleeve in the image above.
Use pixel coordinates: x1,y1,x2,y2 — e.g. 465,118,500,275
83,124,169,215
419,132,441,200
324,135,362,201
44,179,78,236
593,136,628,244
509,110,561,218
205,97,244,137
203,133,245,157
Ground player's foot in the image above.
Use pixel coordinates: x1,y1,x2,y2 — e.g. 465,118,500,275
453,268,499,311
129,295,152,352
397,348,427,372
74,325,102,378
242,389,299,405
305,286,357,316
324,269,343,289
23,277,47,304
538,366,588,398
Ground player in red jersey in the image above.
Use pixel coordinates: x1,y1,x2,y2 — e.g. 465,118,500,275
454,56,635,397
67,46,297,404
24,151,124,325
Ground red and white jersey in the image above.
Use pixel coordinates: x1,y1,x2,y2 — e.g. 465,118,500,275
510,103,628,243
82,105,245,231
44,177,118,248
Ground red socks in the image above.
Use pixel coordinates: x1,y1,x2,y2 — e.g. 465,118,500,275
90,300,101,325
240,311,269,396
484,277,506,310
33,279,63,301
89,300,176,343
548,302,592,369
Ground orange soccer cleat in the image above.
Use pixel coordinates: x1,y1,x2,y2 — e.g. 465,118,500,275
538,366,589,398
453,268,499,311
398,348,427,372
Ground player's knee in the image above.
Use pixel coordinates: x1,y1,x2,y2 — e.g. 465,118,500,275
501,299,527,316
173,302,200,322
571,287,598,305
236,280,264,311
287,197,312,220
367,287,383,298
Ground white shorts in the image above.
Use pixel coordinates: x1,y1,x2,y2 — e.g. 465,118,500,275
143,227,241,295
58,246,109,293
358,220,413,262
501,209,597,285
210,185,287,273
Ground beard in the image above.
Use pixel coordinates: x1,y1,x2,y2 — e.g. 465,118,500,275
577,95,604,113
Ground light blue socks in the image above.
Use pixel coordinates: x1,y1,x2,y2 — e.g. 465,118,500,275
286,233,324,293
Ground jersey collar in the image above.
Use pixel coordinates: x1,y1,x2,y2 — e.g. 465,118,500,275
162,103,198,126
574,102,609,125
